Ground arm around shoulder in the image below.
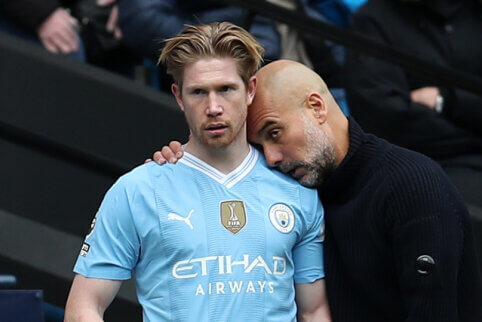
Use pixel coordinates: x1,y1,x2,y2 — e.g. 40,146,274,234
64,274,122,322
295,279,331,322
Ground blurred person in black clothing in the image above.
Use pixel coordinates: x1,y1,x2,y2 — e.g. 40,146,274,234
0,0,84,58
117,0,280,62
345,0,482,217
116,0,280,90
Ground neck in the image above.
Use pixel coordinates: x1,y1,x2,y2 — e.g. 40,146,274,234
331,114,350,167
184,130,251,174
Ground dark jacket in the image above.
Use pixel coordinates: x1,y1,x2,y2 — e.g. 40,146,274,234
117,0,280,61
319,118,482,321
345,0,482,161
0,0,77,31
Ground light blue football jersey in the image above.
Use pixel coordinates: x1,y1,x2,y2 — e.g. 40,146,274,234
74,146,325,321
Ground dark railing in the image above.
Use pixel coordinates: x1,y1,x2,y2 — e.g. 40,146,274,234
0,119,129,178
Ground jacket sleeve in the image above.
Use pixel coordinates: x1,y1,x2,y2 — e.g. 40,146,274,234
0,0,61,31
345,13,481,159
444,87,482,137
386,163,466,321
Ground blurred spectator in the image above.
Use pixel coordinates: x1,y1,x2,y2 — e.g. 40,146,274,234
266,0,340,84
68,0,140,76
300,0,349,114
0,0,85,60
345,0,482,216
266,1,312,69
282,0,368,114
117,0,280,88
0,0,137,77
265,0,353,114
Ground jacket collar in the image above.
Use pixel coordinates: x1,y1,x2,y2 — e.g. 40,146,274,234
318,117,369,199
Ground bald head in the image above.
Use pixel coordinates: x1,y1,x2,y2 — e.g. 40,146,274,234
247,59,349,168
248,60,344,137
255,59,329,100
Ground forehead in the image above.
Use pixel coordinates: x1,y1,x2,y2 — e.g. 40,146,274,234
181,57,243,88
247,94,286,141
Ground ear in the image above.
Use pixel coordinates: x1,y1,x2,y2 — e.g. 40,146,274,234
307,92,327,123
172,83,185,112
246,76,257,106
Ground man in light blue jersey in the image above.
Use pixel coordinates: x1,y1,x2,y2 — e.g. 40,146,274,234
64,22,331,321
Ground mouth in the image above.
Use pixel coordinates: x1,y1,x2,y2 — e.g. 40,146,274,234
205,123,228,136
288,167,307,180
289,168,301,179
279,166,298,177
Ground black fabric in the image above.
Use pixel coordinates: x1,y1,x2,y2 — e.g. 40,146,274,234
0,0,78,31
69,0,122,64
302,31,344,88
223,0,482,94
318,118,482,321
345,0,482,160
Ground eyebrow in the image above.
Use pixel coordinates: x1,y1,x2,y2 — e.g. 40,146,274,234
257,120,276,138
185,81,239,91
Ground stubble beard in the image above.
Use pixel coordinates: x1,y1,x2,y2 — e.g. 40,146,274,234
198,119,234,148
278,114,336,188
196,108,247,148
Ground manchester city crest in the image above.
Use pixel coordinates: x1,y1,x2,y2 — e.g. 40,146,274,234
220,200,247,234
269,203,295,233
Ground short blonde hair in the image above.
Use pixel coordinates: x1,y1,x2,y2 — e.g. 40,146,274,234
159,22,264,87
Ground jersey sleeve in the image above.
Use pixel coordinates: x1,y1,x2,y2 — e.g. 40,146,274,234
73,174,140,280
292,188,325,284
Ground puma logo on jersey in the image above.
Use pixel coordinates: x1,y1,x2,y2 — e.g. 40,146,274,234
168,209,195,230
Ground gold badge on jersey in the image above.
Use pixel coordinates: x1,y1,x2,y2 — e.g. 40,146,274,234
220,200,247,234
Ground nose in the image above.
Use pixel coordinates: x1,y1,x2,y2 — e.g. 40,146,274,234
263,145,283,168
206,92,223,117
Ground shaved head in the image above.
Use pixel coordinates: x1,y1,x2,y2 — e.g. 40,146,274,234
248,60,341,139
246,60,349,186
255,59,329,99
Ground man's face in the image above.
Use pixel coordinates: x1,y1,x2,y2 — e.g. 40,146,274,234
248,98,335,187
172,58,255,148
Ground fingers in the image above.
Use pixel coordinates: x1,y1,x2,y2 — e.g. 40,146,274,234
153,151,167,165
144,158,152,164
41,38,59,53
106,5,118,31
161,146,178,164
151,141,184,166
54,27,79,53
42,29,77,54
106,5,122,39
38,8,79,54
113,27,122,40
169,141,184,158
